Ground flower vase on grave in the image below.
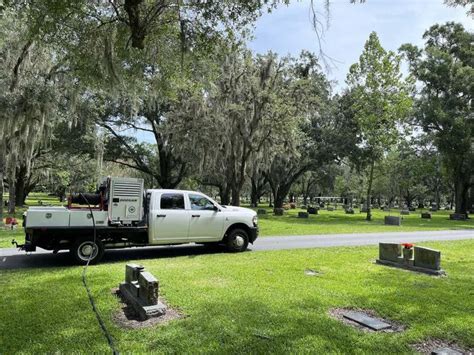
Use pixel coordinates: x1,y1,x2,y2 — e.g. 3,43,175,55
401,243,414,266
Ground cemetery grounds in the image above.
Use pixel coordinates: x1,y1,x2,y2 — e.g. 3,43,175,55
1,193,473,353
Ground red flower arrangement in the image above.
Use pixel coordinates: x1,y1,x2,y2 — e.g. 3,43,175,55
401,243,414,249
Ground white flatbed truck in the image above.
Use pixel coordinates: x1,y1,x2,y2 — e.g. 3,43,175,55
14,177,258,264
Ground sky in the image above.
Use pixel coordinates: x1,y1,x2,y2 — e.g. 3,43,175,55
248,0,473,91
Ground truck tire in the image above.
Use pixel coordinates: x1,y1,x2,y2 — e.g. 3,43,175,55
225,228,249,252
70,237,105,265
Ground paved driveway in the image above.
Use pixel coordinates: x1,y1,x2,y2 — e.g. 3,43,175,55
1,229,473,269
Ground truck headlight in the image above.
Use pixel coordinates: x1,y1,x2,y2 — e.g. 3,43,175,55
252,215,258,226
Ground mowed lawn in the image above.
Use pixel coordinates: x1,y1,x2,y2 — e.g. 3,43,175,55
1,240,473,353
254,206,474,236
1,194,474,248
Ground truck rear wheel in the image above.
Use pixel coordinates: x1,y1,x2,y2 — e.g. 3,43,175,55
70,237,105,265
225,229,249,252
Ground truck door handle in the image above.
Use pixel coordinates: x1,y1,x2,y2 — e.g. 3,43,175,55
192,214,200,218
156,214,166,218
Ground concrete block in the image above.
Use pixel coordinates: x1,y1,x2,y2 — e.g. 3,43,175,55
138,271,159,306
384,216,401,226
125,264,144,283
130,281,140,298
414,246,441,270
298,212,309,218
379,243,401,263
421,212,432,219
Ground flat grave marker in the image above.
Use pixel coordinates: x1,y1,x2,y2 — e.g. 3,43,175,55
342,311,391,331
431,348,463,355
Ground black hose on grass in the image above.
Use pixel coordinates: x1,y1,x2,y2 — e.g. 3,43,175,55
80,193,119,355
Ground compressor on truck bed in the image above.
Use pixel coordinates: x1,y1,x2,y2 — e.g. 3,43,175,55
13,177,259,264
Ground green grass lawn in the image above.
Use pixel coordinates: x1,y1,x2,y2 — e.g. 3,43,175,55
1,196,473,248
254,206,474,236
1,240,473,353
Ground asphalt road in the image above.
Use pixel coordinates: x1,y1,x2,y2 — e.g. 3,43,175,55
1,229,473,269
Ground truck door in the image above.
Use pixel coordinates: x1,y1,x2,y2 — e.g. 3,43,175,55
187,193,225,241
150,192,190,244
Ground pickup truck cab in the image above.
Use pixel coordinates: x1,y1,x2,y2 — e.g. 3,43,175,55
17,177,258,264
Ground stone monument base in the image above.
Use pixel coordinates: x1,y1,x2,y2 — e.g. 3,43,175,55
375,259,446,276
119,282,167,320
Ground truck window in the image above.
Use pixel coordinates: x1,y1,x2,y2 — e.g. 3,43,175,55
160,194,185,210
189,194,215,211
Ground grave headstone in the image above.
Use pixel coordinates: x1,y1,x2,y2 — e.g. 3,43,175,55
274,208,284,216
379,243,401,262
307,207,318,215
449,213,467,221
327,207,334,211
257,209,267,215
421,212,432,219
383,207,391,212
298,212,309,218
401,210,410,215
414,247,441,270
345,208,354,214
384,216,401,226
409,207,416,212
429,207,438,212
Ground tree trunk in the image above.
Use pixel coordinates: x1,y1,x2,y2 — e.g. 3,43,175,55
231,186,241,206
250,189,259,207
8,177,16,214
15,172,27,207
366,161,375,221
454,177,469,215
0,143,6,227
219,185,231,205
0,153,4,226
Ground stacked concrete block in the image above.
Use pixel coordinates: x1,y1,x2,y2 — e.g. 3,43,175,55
119,264,166,320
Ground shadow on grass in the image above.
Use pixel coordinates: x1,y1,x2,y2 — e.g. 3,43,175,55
1,244,233,270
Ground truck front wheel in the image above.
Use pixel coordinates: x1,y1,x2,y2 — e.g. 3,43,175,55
70,238,105,265
225,229,249,252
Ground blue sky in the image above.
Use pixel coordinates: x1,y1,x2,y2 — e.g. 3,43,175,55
249,0,473,91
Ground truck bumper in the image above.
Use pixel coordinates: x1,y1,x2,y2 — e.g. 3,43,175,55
249,226,259,243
